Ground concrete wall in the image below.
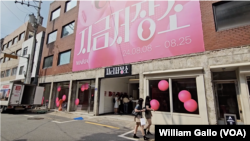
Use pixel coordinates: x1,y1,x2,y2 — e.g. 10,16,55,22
99,77,129,114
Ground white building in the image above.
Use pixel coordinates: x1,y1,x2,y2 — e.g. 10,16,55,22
15,31,45,84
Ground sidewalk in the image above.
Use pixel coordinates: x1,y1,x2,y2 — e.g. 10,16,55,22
46,111,156,134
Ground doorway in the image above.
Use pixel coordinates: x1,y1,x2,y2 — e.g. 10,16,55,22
129,83,139,110
212,71,243,124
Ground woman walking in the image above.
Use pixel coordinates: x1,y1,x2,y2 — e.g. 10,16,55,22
144,96,154,135
133,98,149,140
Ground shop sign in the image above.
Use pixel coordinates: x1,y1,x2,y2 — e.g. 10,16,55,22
224,114,237,125
72,0,205,72
105,65,131,77
2,85,9,89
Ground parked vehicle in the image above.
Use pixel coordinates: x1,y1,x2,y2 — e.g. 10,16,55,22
0,81,44,113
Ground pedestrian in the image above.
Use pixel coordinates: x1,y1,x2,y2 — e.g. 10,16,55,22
133,98,149,140
144,96,154,135
119,93,124,114
123,95,129,114
114,94,119,114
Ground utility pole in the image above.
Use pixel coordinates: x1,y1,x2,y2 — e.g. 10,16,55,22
15,0,42,84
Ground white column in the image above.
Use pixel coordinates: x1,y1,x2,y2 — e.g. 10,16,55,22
67,80,73,112
93,77,99,116
48,81,53,109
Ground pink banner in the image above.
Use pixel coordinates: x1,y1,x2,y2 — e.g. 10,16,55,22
72,0,205,72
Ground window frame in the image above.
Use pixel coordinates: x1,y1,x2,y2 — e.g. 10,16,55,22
65,0,77,12
1,71,5,78
50,7,61,21
11,67,17,76
6,69,11,77
0,58,3,63
19,66,24,75
19,32,25,41
61,21,75,38
7,40,12,48
16,49,22,56
43,55,53,69
3,44,7,51
23,47,28,56
13,36,18,45
47,30,57,44
57,50,71,66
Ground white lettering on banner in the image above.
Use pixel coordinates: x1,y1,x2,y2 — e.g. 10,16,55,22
77,0,191,56
106,66,129,75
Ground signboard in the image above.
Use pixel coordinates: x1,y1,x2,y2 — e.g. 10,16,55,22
10,84,23,104
224,114,237,125
4,53,17,59
72,0,205,72
105,64,131,77
3,85,9,89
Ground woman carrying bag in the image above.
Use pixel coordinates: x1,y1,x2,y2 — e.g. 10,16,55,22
144,96,154,135
133,98,149,140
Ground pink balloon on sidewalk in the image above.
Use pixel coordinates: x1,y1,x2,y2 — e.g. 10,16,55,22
158,80,169,91
56,97,59,103
56,101,60,107
178,90,191,102
184,99,198,112
75,98,79,105
150,99,160,111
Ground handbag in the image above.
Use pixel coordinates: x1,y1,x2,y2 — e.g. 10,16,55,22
131,110,138,116
140,118,146,125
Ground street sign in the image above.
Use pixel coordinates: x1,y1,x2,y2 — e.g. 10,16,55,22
4,53,18,59
224,114,237,125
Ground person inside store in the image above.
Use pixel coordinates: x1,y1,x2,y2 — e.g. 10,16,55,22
114,94,119,114
119,93,124,114
133,98,149,140
144,96,154,135
123,94,130,114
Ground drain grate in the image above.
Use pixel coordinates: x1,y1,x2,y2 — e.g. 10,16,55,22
27,118,44,120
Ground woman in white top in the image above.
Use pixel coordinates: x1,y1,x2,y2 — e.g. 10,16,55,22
114,94,119,114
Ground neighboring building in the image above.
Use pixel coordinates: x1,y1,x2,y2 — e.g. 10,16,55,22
15,31,45,84
0,22,45,103
38,1,250,125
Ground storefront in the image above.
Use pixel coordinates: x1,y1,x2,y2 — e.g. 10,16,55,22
39,83,51,107
143,67,209,124
98,64,140,115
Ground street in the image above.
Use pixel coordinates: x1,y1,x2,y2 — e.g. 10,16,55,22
0,111,155,141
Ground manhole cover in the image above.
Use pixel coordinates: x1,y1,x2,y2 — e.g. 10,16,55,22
27,118,44,120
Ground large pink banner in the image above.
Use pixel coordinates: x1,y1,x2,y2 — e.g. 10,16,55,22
72,0,205,72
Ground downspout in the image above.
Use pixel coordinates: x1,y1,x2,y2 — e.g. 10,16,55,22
32,31,45,85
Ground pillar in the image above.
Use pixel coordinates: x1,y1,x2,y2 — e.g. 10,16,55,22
48,81,54,109
93,77,99,116
67,79,73,112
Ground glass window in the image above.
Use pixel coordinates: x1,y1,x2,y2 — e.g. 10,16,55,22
13,36,18,44
65,0,77,12
7,40,12,47
19,32,25,40
19,66,24,75
1,71,5,78
213,1,250,31
28,31,34,39
149,80,170,112
43,56,53,68
172,78,199,114
0,58,3,63
16,49,22,56
47,30,57,44
23,47,28,56
11,67,17,76
212,71,236,80
61,22,75,37
3,44,7,50
51,7,60,21
6,69,10,77
58,50,71,65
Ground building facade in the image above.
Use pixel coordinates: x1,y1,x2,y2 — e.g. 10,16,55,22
38,1,250,125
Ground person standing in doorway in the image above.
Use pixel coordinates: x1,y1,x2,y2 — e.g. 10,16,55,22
133,98,149,140
119,93,124,114
144,96,154,135
114,94,119,114
123,95,129,114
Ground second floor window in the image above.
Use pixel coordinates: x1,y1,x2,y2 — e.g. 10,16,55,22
47,30,57,44
12,67,17,76
19,66,24,75
3,44,7,50
0,58,3,63
62,21,75,37
13,36,18,45
43,56,53,68
23,47,28,56
19,32,25,40
6,69,10,77
1,71,5,78
7,40,12,48
58,50,71,65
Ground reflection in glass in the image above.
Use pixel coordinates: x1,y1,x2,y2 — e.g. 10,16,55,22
62,22,75,37
58,50,71,65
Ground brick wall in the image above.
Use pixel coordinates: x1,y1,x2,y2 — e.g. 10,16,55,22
200,1,250,51
39,1,79,77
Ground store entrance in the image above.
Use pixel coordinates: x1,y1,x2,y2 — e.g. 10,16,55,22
129,83,140,110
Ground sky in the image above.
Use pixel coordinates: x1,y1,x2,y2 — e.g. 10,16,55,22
0,0,53,39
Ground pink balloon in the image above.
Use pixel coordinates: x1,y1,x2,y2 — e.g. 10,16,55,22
62,95,66,101
129,17,156,48
75,98,79,105
81,84,85,91
158,80,169,91
150,99,160,111
41,101,43,105
88,36,117,69
56,97,59,103
178,90,192,103
57,86,61,92
56,101,60,107
85,84,89,90
184,99,198,112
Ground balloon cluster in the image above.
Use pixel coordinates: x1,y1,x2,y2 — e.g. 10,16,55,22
55,95,67,107
81,84,89,91
178,90,197,112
